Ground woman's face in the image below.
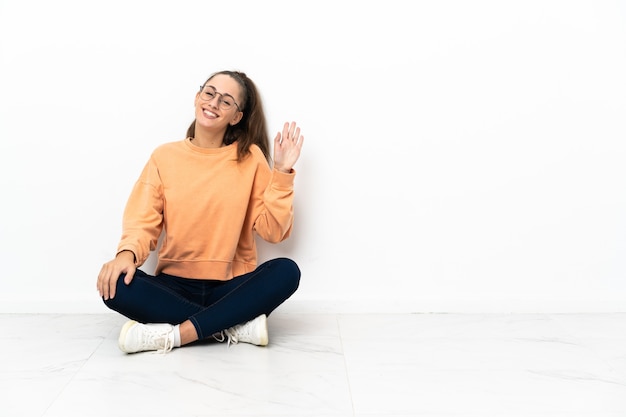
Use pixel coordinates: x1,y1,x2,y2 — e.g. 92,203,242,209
194,73,243,132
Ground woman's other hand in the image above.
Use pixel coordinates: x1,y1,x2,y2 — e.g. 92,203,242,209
97,250,136,300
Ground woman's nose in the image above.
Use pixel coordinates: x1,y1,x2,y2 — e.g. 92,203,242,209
207,95,220,108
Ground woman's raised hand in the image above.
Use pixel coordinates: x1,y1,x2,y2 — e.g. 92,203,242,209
273,121,304,173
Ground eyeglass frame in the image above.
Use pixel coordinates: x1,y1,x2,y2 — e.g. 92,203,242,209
198,85,242,111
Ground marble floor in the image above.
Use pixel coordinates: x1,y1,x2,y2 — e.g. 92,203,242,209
1,312,626,417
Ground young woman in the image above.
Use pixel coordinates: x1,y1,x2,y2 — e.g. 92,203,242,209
96,70,304,353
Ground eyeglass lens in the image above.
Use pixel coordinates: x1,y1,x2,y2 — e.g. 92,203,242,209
200,86,236,110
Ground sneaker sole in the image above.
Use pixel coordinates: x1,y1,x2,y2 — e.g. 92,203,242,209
118,320,138,353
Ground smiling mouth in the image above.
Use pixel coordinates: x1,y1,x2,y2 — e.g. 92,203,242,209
203,109,217,118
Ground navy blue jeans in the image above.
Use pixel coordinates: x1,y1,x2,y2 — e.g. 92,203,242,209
103,258,300,340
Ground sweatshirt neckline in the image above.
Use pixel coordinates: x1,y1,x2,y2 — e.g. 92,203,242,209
184,137,237,155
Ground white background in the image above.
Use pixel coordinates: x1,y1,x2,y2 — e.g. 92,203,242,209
1,0,625,313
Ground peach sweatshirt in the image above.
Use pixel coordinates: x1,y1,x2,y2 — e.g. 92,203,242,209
116,138,295,280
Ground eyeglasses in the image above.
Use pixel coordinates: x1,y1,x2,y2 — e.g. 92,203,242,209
198,85,241,111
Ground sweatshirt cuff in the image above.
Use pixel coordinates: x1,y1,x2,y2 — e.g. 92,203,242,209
271,168,295,188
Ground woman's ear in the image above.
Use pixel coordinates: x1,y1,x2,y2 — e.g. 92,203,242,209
230,111,243,126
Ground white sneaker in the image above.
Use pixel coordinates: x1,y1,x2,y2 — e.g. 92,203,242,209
213,314,269,347
118,320,175,354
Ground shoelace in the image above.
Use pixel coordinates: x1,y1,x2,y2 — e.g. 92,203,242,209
156,334,174,354
141,326,174,354
212,329,239,347
212,321,252,347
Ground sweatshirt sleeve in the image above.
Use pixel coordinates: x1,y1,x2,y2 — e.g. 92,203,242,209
252,165,296,243
116,155,164,267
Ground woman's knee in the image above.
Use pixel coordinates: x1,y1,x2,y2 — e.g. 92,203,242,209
101,272,133,310
272,257,301,293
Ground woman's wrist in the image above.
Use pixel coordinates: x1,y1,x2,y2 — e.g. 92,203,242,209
117,250,136,263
